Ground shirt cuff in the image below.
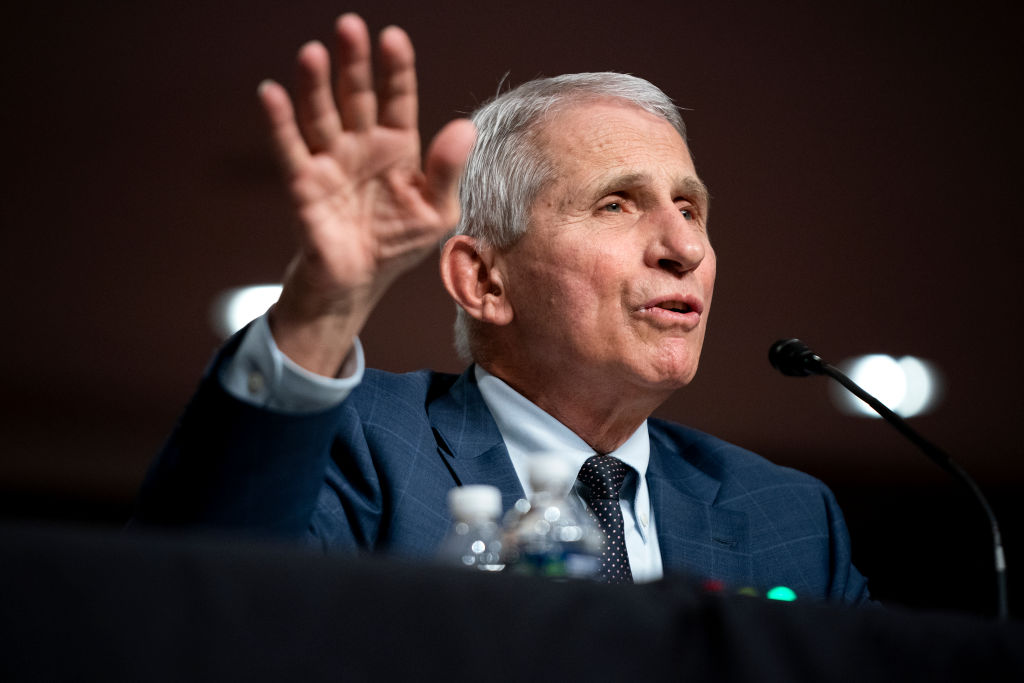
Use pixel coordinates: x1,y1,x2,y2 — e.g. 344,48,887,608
220,313,365,414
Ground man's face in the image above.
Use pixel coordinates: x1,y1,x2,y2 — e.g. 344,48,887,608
497,100,716,398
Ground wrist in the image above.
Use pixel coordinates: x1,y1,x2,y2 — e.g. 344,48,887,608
268,296,368,377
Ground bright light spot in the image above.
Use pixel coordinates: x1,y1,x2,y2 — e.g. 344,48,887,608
766,585,797,601
210,284,282,339
897,356,941,417
830,353,943,418
843,355,906,413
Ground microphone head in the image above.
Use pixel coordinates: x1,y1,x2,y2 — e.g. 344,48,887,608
769,338,827,377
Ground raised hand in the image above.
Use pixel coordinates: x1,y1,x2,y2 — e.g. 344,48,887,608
257,14,475,376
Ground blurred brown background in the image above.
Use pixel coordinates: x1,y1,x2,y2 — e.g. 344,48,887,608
2,1,1021,615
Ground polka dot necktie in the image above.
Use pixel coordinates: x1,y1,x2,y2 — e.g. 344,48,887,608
576,454,634,584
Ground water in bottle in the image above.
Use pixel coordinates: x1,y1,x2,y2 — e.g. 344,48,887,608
504,456,603,580
438,484,506,571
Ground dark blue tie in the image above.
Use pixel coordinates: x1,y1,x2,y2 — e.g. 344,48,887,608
577,454,634,584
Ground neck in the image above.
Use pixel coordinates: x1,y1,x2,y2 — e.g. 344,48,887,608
478,361,670,453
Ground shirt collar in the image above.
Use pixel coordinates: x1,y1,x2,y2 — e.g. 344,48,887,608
474,365,650,496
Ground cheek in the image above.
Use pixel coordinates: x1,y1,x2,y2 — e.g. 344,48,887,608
531,247,615,299
511,263,592,335
701,251,718,305
570,262,627,323
513,235,632,324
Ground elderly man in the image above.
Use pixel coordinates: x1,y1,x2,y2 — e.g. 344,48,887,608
137,14,868,602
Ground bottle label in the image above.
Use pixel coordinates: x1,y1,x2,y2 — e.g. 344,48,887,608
514,547,599,580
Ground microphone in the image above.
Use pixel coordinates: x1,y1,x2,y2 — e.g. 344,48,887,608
769,338,1009,621
768,338,826,377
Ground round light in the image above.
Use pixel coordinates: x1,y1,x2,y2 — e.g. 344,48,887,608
896,356,942,417
210,284,282,339
830,353,942,418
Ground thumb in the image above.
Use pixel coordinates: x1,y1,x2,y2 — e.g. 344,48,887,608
423,118,476,226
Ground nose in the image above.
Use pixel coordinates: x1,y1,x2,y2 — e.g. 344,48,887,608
644,206,709,277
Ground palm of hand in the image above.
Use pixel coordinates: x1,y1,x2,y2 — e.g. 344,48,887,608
291,126,441,296
255,14,474,373
259,14,474,312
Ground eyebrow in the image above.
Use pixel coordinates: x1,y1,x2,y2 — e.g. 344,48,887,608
680,176,711,211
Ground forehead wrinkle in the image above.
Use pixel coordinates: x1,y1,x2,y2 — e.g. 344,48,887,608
535,102,702,212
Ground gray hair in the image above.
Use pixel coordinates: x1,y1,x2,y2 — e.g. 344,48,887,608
451,72,687,361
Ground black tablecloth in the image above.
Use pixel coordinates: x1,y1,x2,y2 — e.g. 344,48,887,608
2,524,1021,682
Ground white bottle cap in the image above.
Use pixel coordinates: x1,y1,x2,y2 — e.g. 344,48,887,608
527,455,573,494
447,485,502,521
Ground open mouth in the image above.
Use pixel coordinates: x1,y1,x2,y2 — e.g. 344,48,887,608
656,301,693,314
638,295,702,321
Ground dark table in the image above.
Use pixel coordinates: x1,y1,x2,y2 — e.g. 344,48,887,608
2,523,1021,682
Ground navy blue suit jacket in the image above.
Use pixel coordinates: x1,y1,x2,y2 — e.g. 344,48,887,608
138,342,870,604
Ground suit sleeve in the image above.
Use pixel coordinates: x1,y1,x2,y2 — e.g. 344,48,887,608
132,333,353,538
821,484,873,605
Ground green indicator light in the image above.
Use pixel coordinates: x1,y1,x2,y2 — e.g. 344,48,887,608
766,586,797,602
736,587,759,598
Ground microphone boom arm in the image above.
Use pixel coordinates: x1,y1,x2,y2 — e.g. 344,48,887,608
771,339,1008,621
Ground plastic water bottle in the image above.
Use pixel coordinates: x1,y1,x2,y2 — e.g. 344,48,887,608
438,484,506,572
504,456,603,580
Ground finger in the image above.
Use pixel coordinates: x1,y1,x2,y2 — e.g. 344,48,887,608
257,79,310,178
294,41,342,152
376,25,418,130
424,118,477,225
333,13,376,131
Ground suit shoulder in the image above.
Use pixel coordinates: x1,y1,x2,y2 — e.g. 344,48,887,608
346,368,460,420
647,418,824,489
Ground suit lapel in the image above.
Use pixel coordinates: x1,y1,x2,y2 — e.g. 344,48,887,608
426,367,526,514
647,426,751,585
425,373,751,584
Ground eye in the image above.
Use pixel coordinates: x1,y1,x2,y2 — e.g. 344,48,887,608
676,198,702,221
602,201,623,212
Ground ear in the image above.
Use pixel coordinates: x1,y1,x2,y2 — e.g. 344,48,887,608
440,235,514,326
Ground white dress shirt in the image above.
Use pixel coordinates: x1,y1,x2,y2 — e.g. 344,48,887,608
221,313,663,581
220,314,364,413
475,366,663,582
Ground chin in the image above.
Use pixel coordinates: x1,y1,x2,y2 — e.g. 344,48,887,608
630,362,700,393
639,347,702,388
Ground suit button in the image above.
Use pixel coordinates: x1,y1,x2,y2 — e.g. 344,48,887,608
247,371,265,396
